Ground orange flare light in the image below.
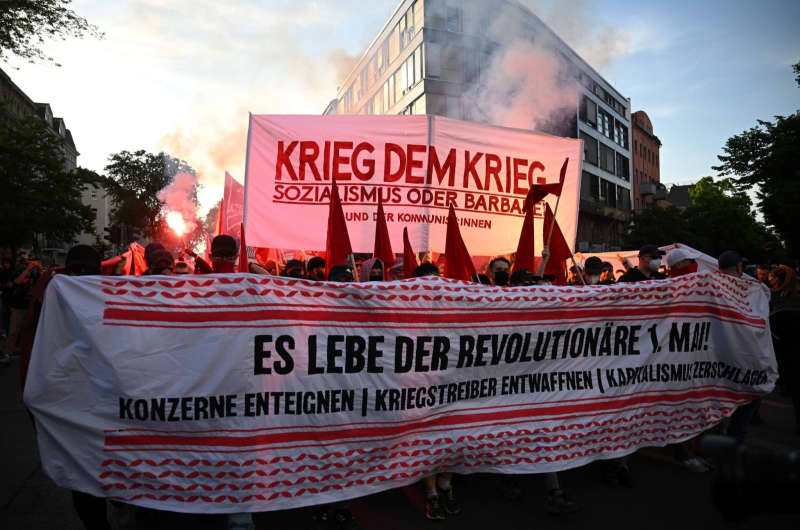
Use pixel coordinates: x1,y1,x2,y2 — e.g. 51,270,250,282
166,211,186,237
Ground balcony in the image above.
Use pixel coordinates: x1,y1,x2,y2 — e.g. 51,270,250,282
640,182,657,196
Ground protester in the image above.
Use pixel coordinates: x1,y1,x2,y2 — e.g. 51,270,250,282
281,259,304,278
307,256,326,280
716,250,762,444
148,250,175,275
142,242,166,275
617,245,666,283
583,257,610,285
328,264,355,282
767,264,800,433
174,260,191,275
358,257,384,282
666,248,697,277
2,256,41,363
0,257,14,337
756,263,771,286
413,263,440,277
600,261,615,283
488,257,510,286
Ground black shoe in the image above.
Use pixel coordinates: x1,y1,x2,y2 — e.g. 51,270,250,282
333,507,358,529
310,506,329,530
439,485,462,516
425,495,446,521
545,488,579,515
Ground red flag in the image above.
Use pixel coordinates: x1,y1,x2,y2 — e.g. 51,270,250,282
543,203,570,285
215,198,223,237
444,204,477,281
402,227,418,279
238,224,248,273
373,194,395,279
204,233,212,263
512,187,537,273
527,157,569,206
325,178,353,277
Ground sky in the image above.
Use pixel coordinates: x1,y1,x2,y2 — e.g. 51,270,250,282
3,0,798,211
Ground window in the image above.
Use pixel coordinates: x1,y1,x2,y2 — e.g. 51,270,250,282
615,153,629,180
580,132,598,166
614,120,628,149
91,191,97,200
579,96,597,127
446,6,462,32
599,142,615,173
377,38,390,74
414,45,423,83
582,171,598,199
426,42,441,78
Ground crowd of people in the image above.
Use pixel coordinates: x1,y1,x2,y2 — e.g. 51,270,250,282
1,237,798,530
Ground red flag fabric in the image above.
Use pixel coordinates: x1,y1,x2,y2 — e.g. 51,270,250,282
529,157,569,205
543,203,571,285
512,188,537,274
238,224,248,273
373,194,395,279
444,204,477,282
325,178,353,278
215,198,224,237
402,227,418,279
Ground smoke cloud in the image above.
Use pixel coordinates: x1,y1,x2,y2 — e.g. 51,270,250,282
157,171,200,236
462,0,630,132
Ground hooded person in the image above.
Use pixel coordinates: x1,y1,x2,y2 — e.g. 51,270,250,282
142,242,166,275
149,250,175,275
328,264,355,282
359,257,384,282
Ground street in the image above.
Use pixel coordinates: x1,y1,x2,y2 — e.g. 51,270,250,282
3,353,799,530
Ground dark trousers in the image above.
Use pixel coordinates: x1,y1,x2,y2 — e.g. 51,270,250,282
71,490,109,530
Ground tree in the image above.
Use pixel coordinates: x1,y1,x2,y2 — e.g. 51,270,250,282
104,150,204,254
624,203,691,250
624,177,777,262
0,107,100,249
0,0,102,65
713,62,800,255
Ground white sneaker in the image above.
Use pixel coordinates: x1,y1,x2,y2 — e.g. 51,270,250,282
681,458,709,473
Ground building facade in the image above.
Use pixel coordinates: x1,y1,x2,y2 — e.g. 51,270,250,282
325,0,634,252
631,110,665,211
1,66,109,258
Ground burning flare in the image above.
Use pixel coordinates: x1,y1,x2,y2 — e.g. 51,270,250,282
166,211,186,237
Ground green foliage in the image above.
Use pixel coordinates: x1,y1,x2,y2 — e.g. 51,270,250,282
625,177,777,262
713,62,800,255
104,150,204,255
0,0,102,65
0,108,100,248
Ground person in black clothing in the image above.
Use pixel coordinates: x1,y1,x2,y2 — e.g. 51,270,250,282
0,257,15,336
617,245,667,283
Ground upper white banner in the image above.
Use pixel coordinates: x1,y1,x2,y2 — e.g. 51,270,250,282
243,115,582,255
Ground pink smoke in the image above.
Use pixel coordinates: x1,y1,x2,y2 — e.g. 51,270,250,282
158,172,199,236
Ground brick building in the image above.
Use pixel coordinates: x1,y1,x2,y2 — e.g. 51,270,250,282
631,110,665,210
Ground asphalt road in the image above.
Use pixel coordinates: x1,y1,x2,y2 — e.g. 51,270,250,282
2,352,799,530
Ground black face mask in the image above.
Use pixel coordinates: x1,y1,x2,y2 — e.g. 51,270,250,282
494,271,509,286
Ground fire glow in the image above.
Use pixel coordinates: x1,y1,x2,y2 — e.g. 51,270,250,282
166,211,186,237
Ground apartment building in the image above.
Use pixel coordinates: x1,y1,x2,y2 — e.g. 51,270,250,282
1,66,108,257
631,110,665,211
325,0,634,251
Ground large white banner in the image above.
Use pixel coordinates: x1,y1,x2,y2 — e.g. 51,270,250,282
26,272,775,513
243,115,582,255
